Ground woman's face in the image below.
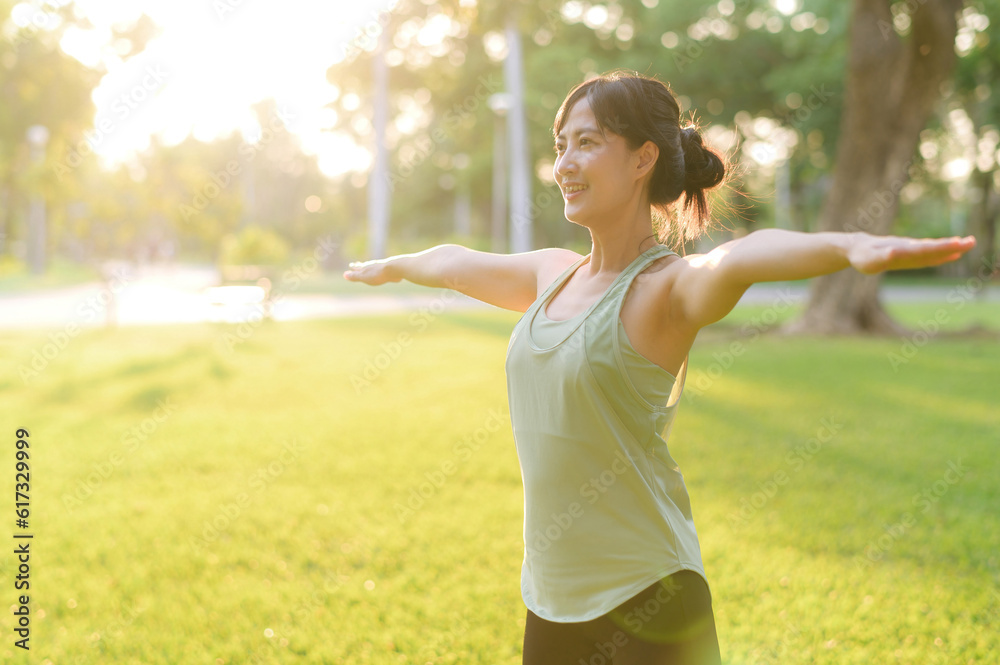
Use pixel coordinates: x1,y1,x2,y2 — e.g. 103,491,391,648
553,97,647,227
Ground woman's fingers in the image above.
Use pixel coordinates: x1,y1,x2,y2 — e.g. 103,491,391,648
853,235,976,274
343,261,367,281
919,237,975,260
884,239,974,270
343,258,395,285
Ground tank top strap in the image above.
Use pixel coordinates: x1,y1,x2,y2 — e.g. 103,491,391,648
529,245,676,327
535,253,589,305
601,244,678,303
592,244,688,410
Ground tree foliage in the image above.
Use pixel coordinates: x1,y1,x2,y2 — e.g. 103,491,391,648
0,0,995,297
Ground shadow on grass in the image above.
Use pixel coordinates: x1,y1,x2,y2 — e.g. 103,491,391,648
33,342,211,413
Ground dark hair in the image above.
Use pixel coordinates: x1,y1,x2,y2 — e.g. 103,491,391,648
552,69,728,251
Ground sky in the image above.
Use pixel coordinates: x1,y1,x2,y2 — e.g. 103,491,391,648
14,0,401,177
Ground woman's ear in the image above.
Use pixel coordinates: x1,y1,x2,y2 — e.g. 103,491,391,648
635,140,659,181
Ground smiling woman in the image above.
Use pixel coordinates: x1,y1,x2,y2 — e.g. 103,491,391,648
342,69,975,665
552,70,728,254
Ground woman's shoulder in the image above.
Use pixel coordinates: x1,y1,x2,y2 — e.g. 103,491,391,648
636,251,685,285
535,247,586,284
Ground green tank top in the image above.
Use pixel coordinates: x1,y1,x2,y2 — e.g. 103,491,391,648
505,244,706,622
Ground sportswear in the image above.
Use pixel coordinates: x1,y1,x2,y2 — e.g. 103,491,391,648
504,244,706,622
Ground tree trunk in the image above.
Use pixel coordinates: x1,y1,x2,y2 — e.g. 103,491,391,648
786,0,964,335
965,167,998,275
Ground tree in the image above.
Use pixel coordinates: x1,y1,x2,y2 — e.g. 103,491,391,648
787,0,965,334
951,1,999,274
0,0,99,266
327,0,986,306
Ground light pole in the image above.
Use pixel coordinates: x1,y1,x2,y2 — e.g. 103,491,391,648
504,11,532,254
488,93,511,254
452,153,471,238
367,25,390,260
26,125,49,275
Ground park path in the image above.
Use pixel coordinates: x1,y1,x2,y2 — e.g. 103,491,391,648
0,263,994,330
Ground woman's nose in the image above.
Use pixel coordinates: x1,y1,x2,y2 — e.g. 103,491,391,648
555,152,576,178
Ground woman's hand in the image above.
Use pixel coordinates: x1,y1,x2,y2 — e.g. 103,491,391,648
847,233,977,275
342,258,401,286
664,229,979,332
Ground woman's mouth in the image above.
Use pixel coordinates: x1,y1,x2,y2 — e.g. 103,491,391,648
563,185,588,200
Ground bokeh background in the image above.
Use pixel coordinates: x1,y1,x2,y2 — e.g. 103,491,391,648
0,0,997,663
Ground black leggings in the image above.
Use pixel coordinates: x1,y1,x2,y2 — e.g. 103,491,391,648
522,569,722,665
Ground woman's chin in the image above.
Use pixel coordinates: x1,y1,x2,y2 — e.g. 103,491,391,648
563,206,593,224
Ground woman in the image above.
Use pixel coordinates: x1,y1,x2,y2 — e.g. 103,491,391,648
343,70,975,664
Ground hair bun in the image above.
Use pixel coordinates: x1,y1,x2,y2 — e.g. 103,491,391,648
680,127,725,191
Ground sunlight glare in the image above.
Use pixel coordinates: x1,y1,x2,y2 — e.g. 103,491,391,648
773,0,799,16
61,0,399,178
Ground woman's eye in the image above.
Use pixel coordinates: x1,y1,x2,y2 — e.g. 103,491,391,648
580,138,590,145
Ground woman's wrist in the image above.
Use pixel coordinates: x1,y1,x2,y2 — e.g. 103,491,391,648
383,255,407,282
838,231,868,268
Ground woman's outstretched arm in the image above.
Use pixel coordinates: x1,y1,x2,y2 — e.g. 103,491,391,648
342,244,581,313
668,230,977,330
343,244,465,288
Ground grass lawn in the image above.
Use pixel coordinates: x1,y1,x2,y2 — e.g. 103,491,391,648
0,305,996,664
0,258,104,294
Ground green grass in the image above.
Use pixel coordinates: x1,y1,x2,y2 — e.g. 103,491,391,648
712,301,1000,332
0,257,103,293
0,307,997,664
